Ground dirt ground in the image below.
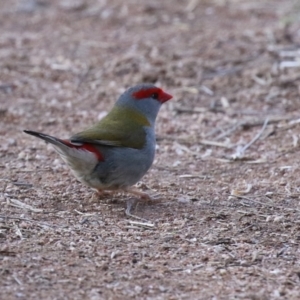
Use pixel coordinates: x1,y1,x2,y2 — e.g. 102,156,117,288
2,0,300,299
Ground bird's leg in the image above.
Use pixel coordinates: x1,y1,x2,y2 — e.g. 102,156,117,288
125,187,152,201
96,189,104,196
91,189,117,203
91,189,103,202
125,198,150,222
95,189,117,197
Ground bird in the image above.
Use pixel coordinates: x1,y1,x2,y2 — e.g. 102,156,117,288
24,83,173,209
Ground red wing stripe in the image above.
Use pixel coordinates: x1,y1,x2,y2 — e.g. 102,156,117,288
62,140,104,161
81,144,104,161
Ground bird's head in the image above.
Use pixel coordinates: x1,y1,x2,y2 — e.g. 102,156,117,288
116,84,173,124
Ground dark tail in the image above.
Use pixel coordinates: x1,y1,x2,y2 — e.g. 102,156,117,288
23,130,64,147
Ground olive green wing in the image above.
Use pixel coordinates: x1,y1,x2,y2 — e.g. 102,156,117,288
70,106,150,150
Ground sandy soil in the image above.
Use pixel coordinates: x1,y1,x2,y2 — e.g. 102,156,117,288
1,0,300,299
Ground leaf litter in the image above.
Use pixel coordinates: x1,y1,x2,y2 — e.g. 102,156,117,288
2,0,300,299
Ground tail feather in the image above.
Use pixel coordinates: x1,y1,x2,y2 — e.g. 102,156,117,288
23,129,102,179
23,130,65,147
23,130,104,162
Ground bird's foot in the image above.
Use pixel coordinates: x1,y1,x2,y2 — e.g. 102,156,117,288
125,198,149,222
125,187,161,202
124,187,162,221
90,189,117,203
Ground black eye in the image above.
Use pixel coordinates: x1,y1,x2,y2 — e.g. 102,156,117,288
151,93,159,99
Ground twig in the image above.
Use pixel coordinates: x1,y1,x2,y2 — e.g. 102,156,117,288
12,182,33,188
157,135,234,148
74,209,95,217
230,195,300,212
0,215,57,228
174,105,208,114
179,174,209,179
277,117,300,131
12,274,23,286
206,115,295,140
213,122,241,140
214,157,268,164
185,0,199,12
125,199,149,222
199,139,234,149
13,223,23,239
168,264,204,272
128,220,155,228
241,118,269,152
6,198,43,213
77,65,92,89
232,118,269,159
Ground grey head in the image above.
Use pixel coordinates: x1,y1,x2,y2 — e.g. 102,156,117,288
115,83,173,125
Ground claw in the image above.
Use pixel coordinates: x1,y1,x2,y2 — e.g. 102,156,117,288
125,198,149,222
125,187,155,201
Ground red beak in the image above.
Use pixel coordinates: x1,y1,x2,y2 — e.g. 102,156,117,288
159,91,173,103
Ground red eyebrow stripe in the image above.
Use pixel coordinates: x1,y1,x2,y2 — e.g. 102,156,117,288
132,87,162,100
62,140,104,161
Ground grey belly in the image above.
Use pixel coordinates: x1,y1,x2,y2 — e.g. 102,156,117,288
92,144,155,189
